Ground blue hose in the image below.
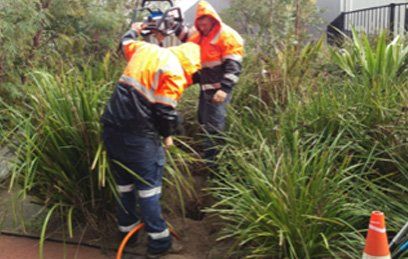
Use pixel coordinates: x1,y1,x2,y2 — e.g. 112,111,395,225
399,241,408,252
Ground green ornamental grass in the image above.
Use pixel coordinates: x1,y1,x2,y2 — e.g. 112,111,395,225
3,62,198,258
206,32,407,258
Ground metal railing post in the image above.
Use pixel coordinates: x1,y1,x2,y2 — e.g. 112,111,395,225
327,3,408,45
327,13,345,45
389,3,396,37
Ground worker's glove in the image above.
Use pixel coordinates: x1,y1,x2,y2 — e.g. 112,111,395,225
211,89,228,104
163,136,174,149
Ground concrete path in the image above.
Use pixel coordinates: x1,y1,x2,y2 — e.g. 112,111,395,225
0,235,111,259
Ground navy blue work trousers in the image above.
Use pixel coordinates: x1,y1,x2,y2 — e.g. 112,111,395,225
198,90,231,164
102,126,171,253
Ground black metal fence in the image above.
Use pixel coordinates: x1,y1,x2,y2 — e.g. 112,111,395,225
327,3,408,45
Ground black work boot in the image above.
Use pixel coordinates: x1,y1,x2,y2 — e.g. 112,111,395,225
118,231,140,246
145,242,184,258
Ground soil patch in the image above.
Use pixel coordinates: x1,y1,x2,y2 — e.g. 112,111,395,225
0,167,232,258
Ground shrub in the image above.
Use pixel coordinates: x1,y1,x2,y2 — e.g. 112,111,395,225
0,0,127,83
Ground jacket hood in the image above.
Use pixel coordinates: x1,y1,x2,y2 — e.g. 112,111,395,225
169,42,201,77
194,1,222,30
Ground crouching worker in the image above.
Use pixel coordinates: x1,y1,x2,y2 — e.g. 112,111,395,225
100,23,201,257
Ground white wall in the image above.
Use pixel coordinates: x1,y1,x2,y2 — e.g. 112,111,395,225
341,0,408,34
317,0,341,23
317,0,408,20
342,0,408,11
316,0,408,36
175,0,231,25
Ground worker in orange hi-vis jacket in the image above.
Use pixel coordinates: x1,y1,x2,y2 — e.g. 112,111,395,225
100,23,201,258
176,0,244,170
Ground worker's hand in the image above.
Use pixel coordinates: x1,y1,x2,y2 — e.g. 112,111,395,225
163,136,174,149
131,22,145,34
211,89,228,104
153,31,165,44
168,17,183,31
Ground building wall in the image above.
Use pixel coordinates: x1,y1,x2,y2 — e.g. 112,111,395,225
178,0,408,26
175,0,407,37
317,0,408,21
317,0,341,24
175,0,231,25
340,0,407,34
317,0,408,35
342,0,408,11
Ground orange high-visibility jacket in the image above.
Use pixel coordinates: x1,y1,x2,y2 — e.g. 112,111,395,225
177,0,244,93
101,30,201,137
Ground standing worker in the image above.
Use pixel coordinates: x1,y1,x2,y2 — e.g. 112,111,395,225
176,0,244,169
101,23,201,258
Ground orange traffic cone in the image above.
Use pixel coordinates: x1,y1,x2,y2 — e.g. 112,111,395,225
362,211,391,259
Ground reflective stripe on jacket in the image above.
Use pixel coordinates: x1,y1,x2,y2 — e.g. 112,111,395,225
177,0,244,93
101,30,201,137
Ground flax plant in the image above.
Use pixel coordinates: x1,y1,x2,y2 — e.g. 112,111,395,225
5,69,116,235
327,29,407,190
163,137,201,216
331,29,408,88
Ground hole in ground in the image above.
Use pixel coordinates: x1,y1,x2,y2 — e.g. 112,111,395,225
185,202,205,221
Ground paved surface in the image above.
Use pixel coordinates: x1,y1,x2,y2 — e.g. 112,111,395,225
0,235,111,259
0,147,11,181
